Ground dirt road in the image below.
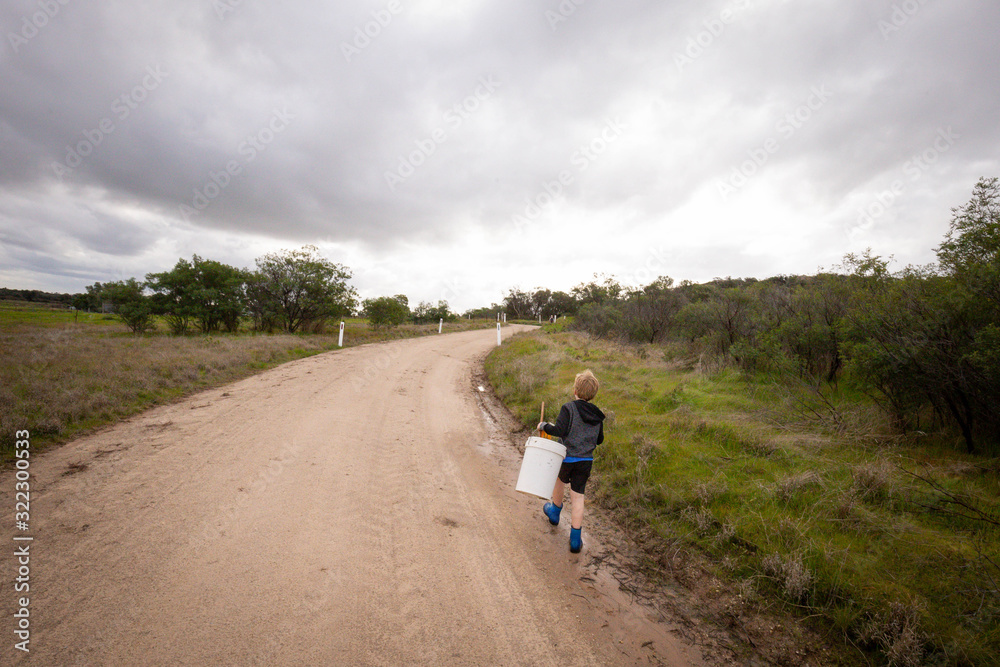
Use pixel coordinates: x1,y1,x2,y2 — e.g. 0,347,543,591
3,326,706,666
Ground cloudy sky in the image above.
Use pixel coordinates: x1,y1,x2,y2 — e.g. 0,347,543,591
1,0,998,311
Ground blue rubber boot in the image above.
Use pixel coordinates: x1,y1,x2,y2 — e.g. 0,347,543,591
543,502,562,526
570,527,583,553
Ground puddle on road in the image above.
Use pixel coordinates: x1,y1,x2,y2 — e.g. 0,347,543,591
475,408,496,457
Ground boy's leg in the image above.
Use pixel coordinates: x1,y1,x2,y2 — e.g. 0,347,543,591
544,475,567,525
567,462,591,552
551,479,565,507
569,490,585,529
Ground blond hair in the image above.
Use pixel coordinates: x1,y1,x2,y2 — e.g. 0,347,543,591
574,369,599,401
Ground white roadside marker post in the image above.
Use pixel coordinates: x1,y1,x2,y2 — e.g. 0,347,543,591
338,321,345,347
496,322,501,346
438,318,443,334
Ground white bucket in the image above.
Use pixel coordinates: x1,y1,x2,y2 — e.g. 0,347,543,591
515,436,567,499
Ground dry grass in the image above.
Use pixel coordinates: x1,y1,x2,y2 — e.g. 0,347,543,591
851,461,895,503
680,505,717,536
858,601,927,667
1,325,324,454
761,552,814,604
776,471,823,503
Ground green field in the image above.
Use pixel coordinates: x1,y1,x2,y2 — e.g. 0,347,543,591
486,328,999,666
0,302,493,461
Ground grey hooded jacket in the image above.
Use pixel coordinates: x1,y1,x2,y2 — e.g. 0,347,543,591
542,399,606,458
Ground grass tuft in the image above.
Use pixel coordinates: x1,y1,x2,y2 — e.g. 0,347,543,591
761,552,814,603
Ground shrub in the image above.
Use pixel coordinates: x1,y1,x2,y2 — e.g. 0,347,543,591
102,279,154,334
363,295,410,330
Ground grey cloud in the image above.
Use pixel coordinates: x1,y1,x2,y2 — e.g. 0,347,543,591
1,0,998,297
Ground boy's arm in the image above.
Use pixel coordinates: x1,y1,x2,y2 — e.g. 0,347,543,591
597,421,604,445
542,405,571,438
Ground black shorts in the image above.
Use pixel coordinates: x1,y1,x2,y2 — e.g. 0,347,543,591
558,460,593,494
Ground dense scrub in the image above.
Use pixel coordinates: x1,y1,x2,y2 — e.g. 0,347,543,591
548,178,1000,456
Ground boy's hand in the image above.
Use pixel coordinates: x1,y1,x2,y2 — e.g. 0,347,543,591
537,422,549,432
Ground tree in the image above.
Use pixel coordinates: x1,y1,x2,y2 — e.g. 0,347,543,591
147,256,247,334
937,176,1000,308
502,288,532,320
934,177,1000,450
412,300,454,324
190,257,246,333
548,290,578,317
147,260,196,334
248,246,357,333
713,287,756,349
530,289,552,319
364,295,410,330
464,305,500,319
840,239,1000,455
572,274,624,306
72,284,103,313
245,273,280,333
75,283,106,312
102,279,154,334
619,276,684,344
574,302,621,339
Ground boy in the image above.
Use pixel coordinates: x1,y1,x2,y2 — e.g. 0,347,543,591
537,369,605,553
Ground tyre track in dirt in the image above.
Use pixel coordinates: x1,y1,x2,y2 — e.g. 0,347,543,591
2,326,708,666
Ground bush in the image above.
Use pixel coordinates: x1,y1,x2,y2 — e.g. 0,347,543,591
363,295,410,330
102,279,154,334
249,245,357,333
572,302,621,339
411,300,455,325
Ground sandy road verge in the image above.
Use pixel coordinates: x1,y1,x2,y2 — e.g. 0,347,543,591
2,326,709,665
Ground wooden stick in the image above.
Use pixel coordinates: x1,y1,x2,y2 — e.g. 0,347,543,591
538,401,545,436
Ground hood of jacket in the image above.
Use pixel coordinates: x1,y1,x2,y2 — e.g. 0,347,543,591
574,399,605,424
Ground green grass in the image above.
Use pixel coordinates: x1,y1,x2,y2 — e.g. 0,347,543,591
1,304,496,463
486,330,1000,666
541,316,574,333
0,301,122,327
